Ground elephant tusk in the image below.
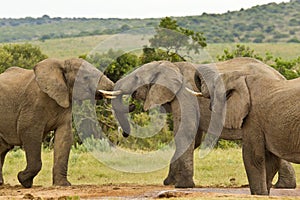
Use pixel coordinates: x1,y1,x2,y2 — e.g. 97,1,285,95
103,95,117,99
185,87,203,97
98,89,123,96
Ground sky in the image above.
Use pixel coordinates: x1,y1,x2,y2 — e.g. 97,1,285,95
0,0,291,19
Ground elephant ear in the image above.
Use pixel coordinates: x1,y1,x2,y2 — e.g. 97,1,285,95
218,72,250,129
34,58,70,108
143,63,183,111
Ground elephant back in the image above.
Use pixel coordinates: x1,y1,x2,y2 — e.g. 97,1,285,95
0,67,34,91
216,57,285,80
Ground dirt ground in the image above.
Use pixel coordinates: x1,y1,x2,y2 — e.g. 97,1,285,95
1,184,300,199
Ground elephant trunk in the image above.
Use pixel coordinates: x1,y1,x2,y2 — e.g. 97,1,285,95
194,69,213,98
112,94,133,137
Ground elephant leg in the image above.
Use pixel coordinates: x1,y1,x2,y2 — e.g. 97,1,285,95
274,160,296,189
173,143,195,188
18,138,42,188
242,135,268,195
0,148,12,185
0,139,13,186
194,128,203,149
164,93,198,188
164,128,202,186
265,150,280,193
163,159,178,185
52,122,73,186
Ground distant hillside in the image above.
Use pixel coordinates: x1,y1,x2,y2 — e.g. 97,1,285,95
0,0,299,43
176,0,300,43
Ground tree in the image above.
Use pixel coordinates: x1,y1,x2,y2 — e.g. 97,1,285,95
104,52,139,82
139,47,184,64
0,43,48,73
149,17,207,58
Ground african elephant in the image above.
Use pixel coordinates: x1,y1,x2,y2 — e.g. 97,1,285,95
111,57,296,189
192,64,300,195
0,58,114,188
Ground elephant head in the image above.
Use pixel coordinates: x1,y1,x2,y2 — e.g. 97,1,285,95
34,58,114,107
112,61,183,137
194,68,250,130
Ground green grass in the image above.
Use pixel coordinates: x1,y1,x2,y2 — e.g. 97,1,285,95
30,35,110,59
3,148,300,188
14,34,300,61
206,43,300,60
4,148,300,200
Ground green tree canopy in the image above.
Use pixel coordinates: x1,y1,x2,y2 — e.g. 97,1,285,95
0,43,48,73
104,52,139,82
139,47,185,64
149,17,207,58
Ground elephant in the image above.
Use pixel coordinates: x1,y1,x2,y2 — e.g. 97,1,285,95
0,58,115,188
191,63,300,195
111,57,296,189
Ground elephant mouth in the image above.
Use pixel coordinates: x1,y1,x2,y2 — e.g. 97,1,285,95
131,91,137,99
95,90,104,100
96,90,137,113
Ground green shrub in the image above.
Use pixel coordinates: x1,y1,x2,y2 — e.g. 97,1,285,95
82,136,112,152
217,44,300,79
217,44,263,61
216,139,241,149
0,43,47,73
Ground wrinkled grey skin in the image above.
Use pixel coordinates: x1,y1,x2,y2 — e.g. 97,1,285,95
112,57,296,189
167,58,295,189
113,61,200,188
196,60,300,195
0,58,114,188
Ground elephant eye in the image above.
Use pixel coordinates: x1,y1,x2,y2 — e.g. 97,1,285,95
226,89,234,100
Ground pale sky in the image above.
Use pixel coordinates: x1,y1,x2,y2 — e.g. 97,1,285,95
0,0,290,19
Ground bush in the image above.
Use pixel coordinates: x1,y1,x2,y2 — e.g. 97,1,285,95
271,57,300,79
217,44,300,80
0,43,48,73
287,37,300,43
216,139,241,149
83,136,112,152
216,44,263,61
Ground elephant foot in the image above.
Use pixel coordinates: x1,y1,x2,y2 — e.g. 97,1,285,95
53,179,71,187
17,172,33,188
250,190,269,196
174,179,195,188
274,179,296,189
163,176,176,186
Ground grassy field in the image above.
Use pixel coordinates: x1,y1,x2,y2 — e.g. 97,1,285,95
206,43,300,60
3,148,300,188
27,35,300,60
30,35,110,59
